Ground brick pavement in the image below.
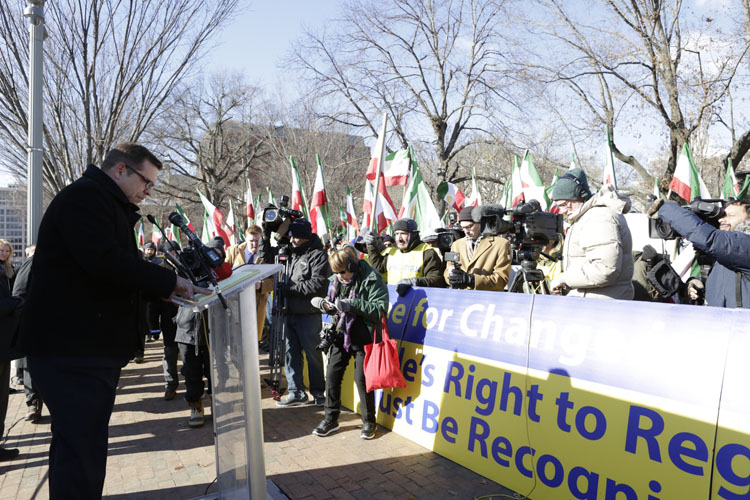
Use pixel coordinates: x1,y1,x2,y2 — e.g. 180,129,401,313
0,341,522,500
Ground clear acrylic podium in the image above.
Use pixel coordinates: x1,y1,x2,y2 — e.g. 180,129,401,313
180,264,281,500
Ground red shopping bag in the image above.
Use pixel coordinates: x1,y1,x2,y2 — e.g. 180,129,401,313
363,312,407,392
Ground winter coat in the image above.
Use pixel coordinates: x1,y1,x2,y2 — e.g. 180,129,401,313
368,236,446,288
20,164,177,360
259,234,331,315
658,202,750,308
226,241,273,338
328,259,389,349
174,307,208,346
560,186,634,300
0,265,23,361
443,235,511,291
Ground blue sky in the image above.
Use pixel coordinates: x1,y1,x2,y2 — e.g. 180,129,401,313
203,0,342,90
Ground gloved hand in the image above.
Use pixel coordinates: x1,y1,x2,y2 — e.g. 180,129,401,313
396,278,417,297
335,298,353,313
647,198,665,217
685,278,705,303
362,231,384,252
261,221,272,240
449,269,475,289
311,297,334,313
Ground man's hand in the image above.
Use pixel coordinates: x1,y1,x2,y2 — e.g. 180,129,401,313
647,198,665,217
549,275,569,295
362,230,384,252
170,276,211,301
448,269,474,289
686,278,705,303
396,278,417,297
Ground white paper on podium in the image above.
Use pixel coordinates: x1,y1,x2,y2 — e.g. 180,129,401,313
171,264,281,311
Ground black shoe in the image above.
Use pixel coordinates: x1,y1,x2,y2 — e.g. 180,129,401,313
0,447,19,461
164,388,177,401
314,396,325,407
360,422,376,440
312,420,339,437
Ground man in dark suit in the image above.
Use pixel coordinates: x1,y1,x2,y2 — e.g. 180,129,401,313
21,143,206,499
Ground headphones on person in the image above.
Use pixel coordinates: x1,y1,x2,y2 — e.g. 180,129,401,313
339,245,358,273
559,173,592,200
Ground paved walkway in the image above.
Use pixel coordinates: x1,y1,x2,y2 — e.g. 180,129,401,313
0,341,519,499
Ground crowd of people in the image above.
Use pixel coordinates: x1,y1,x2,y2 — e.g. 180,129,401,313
0,143,748,499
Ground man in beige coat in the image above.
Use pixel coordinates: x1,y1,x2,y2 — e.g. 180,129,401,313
550,168,634,300
226,225,273,339
444,206,511,291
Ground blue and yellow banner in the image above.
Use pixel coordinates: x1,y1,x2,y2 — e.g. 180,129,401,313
341,286,750,500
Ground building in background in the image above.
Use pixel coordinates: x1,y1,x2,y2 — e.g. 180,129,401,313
0,186,26,267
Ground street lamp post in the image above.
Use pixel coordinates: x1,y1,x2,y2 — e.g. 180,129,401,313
24,0,46,245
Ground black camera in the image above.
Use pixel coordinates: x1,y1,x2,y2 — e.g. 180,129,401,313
166,212,224,286
472,200,563,248
263,195,304,234
650,199,726,240
316,322,341,352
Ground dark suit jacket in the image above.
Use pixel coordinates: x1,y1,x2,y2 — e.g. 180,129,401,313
21,165,177,361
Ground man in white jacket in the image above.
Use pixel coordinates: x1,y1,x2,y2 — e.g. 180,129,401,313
549,168,634,300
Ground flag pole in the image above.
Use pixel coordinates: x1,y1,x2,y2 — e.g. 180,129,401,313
369,113,388,233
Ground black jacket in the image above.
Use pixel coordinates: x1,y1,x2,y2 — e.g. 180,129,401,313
259,234,331,315
20,165,177,360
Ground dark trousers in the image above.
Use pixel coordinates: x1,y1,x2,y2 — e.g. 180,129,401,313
178,342,211,403
156,303,179,390
28,355,121,500
324,344,375,424
0,361,9,437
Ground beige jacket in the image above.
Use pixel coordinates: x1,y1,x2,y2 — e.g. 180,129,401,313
559,186,634,300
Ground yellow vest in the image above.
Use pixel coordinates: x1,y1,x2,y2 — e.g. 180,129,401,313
384,243,428,284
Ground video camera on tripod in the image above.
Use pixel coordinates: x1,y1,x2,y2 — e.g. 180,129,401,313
471,200,564,294
649,199,725,240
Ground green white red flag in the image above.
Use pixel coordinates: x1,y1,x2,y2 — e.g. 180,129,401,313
570,153,578,170
267,188,276,207
197,189,231,246
227,200,238,246
289,156,310,219
602,126,618,189
383,149,411,186
398,149,442,235
519,150,550,208
309,154,331,236
669,143,712,202
344,186,359,240
135,219,145,249
436,180,465,212
175,203,195,232
721,159,740,199
151,216,161,245
464,168,482,207
245,179,255,223
510,156,524,206
545,169,561,214
201,210,211,243
363,115,398,232
653,177,661,200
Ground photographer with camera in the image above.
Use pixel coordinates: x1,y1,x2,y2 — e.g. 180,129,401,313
259,217,331,406
655,200,750,308
309,245,388,439
443,206,511,291
364,218,445,296
549,168,634,299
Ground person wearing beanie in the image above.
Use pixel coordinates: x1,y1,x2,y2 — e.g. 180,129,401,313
444,205,511,291
550,168,634,299
259,216,331,407
363,217,445,296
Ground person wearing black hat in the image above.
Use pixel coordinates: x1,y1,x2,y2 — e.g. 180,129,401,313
259,217,331,407
444,205,511,291
363,218,445,296
550,168,634,299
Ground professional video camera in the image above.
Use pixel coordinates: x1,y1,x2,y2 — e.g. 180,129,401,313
650,199,726,240
445,211,465,241
471,200,563,294
471,200,563,250
262,195,304,234
640,245,681,299
164,212,224,287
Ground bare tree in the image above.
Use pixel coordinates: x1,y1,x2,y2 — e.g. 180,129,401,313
288,0,518,191
522,0,748,191
154,72,268,211
0,0,239,196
